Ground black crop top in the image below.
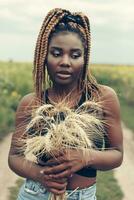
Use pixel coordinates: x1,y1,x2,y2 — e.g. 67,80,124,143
41,89,105,177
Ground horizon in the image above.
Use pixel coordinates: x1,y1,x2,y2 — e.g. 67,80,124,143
1,59,134,67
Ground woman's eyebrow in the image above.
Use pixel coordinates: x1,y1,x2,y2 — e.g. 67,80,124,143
50,47,83,53
71,48,83,52
50,46,62,51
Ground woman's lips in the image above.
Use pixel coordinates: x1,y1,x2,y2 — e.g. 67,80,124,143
56,72,72,79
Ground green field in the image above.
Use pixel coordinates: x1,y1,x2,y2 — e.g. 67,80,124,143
0,61,33,139
1,61,134,200
91,64,134,131
0,61,134,140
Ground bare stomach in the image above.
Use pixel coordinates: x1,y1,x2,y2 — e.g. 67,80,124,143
66,174,96,190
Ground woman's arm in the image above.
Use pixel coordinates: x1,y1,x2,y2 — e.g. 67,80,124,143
8,93,67,195
85,85,123,170
8,93,41,180
42,86,123,178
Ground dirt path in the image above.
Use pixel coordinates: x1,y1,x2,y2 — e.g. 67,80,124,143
114,124,134,200
0,125,134,200
0,133,19,200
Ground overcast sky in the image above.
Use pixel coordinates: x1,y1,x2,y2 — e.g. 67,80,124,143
0,0,134,64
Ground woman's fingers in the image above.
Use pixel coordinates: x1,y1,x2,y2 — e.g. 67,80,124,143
44,158,60,166
46,156,66,165
40,162,70,175
45,180,67,190
53,178,67,184
50,168,72,179
43,174,67,184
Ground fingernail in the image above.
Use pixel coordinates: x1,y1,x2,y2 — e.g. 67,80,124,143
40,170,44,174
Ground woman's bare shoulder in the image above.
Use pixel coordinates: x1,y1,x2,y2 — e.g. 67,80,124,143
99,85,121,118
15,93,37,126
17,93,36,108
99,85,119,104
99,85,117,98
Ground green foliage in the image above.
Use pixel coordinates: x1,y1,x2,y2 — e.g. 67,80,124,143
91,64,134,105
8,179,24,200
97,171,123,200
120,99,134,131
91,64,134,132
0,61,33,140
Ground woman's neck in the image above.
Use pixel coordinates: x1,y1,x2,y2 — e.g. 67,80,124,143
48,84,82,106
52,82,80,95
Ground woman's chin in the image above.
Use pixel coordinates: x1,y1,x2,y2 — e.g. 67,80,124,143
55,76,72,84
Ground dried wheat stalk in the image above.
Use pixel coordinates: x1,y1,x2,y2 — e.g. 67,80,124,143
21,100,106,200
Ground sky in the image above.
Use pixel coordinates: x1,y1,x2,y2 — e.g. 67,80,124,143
0,0,134,64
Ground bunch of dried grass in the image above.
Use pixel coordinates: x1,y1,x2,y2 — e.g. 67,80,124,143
21,100,106,200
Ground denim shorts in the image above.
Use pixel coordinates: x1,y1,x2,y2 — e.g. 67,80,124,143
17,179,97,200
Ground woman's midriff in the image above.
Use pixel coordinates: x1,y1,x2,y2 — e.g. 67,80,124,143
66,174,96,190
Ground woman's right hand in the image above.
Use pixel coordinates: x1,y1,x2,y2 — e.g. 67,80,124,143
37,166,68,195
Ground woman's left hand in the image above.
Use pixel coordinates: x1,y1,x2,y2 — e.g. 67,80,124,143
41,149,90,179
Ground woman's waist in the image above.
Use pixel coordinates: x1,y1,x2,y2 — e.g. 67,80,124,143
23,178,96,198
66,173,96,190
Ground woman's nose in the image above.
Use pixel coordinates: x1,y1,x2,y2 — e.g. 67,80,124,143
60,55,71,67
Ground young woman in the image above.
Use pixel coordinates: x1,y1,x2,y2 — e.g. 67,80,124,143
8,8,123,200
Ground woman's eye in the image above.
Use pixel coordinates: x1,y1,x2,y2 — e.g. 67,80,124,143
51,51,61,57
71,53,81,59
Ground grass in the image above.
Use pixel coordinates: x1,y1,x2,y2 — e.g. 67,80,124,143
8,179,24,200
91,64,134,132
120,98,134,132
0,61,32,140
96,171,123,200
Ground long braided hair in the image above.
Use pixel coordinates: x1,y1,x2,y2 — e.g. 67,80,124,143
33,8,100,103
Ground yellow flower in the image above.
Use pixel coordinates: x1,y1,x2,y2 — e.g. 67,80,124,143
11,91,18,97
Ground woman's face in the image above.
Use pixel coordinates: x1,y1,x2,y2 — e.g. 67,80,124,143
46,32,84,88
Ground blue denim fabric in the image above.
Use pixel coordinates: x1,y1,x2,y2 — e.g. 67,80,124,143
17,179,97,200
